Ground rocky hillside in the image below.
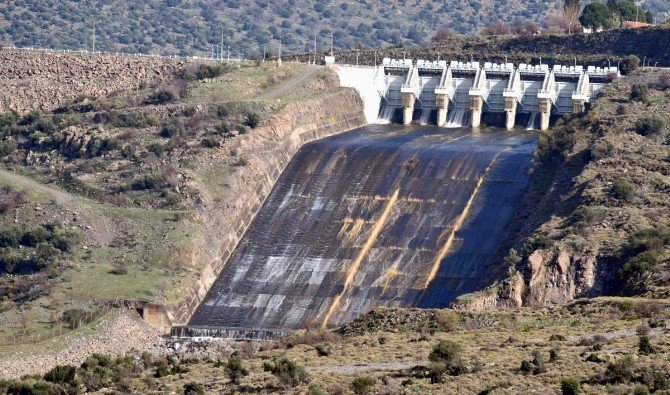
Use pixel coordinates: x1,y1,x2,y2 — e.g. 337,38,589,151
0,50,189,114
456,68,670,310
330,26,670,67
0,51,364,362
2,0,667,57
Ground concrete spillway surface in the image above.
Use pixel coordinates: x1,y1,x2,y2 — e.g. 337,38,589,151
185,126,536,336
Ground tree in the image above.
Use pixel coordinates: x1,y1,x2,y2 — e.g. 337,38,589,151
548,1,582,34
224,353,248,385
481,22,512,36
580,3,615,29
607,0,638,25
430,29,458,43
619,55,640,75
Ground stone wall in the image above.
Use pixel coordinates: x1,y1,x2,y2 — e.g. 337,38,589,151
144,88,367,331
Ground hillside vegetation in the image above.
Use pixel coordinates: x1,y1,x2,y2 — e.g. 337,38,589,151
0,51,355,359
0,0,667,57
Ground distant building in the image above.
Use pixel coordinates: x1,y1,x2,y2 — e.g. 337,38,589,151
623,21,653,28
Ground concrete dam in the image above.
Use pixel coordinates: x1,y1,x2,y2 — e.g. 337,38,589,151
172,58,615,339
177,125,537,339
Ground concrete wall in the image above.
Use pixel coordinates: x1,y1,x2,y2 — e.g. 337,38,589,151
145,89,367,332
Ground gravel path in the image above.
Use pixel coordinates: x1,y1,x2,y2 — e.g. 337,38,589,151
0,168,74,205
254,66,319,101
306,361,423,375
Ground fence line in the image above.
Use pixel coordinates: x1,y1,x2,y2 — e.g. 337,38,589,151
1,45,248,63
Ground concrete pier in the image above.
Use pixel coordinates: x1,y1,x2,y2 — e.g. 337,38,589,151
335,57,617,130
402,92,415,125
539,98,552,131
471,96,483,128
436,94,449,126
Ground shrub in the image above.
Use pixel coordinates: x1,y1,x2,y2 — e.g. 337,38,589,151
590,139,613,160
43,365,76,384
612,179,636,201
144,90,176,105
224,353,248,385
549,348,560,362
201,138,219,148
657,73,670,90
615,104,627,115
160,120,183,138
603,355,635,383
519,360,534,374
0,185,28,213
630,83,650,102
634,115,666,136
61,308,90,329
350,376,375,395
638,335,655,355
244,112,262,128
560,377,580,395
428,340,466,380
434,309,460,332
195,64,232,80
183,382,205,395
619,251,659,290
633,385,650,395
131,173,168,191
532,350,547,375
263,357,309,388
619,55,640,76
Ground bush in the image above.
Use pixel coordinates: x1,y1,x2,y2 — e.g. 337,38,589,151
195,64,232,80
61,308,90,329
519,360,534,374
634,115,666,136
616,104,627,115
0,185,28,213
183,382,205,395
619,251,659,290
604,355,635,383
201,138,219,148
630,83,650,102
638,335,655,355
434,309,460,332
131,173,168,191
657,73,670,90
244,112,262,128
619,55,640,76
263,357,309,388
43,365,76,384
160,120,183,138
144,90,176,105
633,386,650,395
224,353,248,385
532,350,547,375
560,377,580,395
612,179,636,201
428,340,466,381
350,376,375,395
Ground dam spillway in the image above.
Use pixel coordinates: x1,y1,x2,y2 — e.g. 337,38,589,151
180,126,536,338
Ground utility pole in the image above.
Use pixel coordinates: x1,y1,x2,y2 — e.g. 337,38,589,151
313,31,317,65
221,29,224,61
92,20,96,53
227,45,230,62
278,39,282,67
330,33,334,56
263,44,266,63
